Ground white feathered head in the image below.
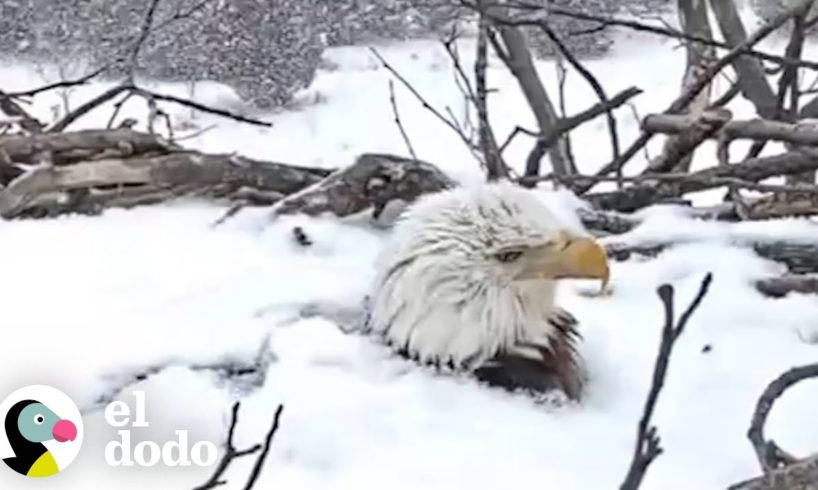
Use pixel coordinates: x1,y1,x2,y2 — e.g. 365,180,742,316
364,182,609,400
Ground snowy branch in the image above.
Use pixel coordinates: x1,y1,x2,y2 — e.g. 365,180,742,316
193,402,284,490
619,273,713,490
748,362,818,473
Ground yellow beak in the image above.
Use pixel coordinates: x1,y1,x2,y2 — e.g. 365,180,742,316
519,236,610,290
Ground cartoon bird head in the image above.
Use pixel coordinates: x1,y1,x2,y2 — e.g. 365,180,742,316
3,399,77,477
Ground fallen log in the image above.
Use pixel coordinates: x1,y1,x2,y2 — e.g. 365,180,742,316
755,274,818,297
270,153,456,220
605,239,818,274
576,208,640,235
587,151,818,212
0,128,178,165
644,113,818,147
645,108,733,173
727,454,818,490
0,152,331,219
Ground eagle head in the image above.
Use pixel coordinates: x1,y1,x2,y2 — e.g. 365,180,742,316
364,182,609,400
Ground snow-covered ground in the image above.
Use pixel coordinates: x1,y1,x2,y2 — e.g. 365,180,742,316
2,10,818,490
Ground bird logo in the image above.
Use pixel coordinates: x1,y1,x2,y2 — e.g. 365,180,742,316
0,385,83,478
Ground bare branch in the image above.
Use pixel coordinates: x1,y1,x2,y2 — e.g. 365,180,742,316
523,87,642,186
748,362,818,474
708,0,778,119
369,47,479,159
388,80,418,161
475,7,509,180
643,114,818,147
193,402,284,490
578,2,809,192
240,404,284,490
477,2,574,177
619,273,714,490
537,21,622,167
584,151,818,212
5,66,109,99
648,0,715,174
484,1,818,71
126,0,163,81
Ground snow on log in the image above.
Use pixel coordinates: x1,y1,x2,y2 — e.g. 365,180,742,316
270,153,456,220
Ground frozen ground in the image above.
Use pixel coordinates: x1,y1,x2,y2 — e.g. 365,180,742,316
2,10,818,490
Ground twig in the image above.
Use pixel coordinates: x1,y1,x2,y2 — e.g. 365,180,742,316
48,83,272,133
369,47,479,159
107,92,137,129
193,402,283,490
47,84,132,132
5,66,110,99
748,362,818,474
537,21,621,167
576,3,808,193
498,125,538,153
709,81,742,109
485,1,818,71
131,87,272,128
521,87,642,186
388,80,418,161
619,273,714,490
126,0,163,80
241,404,284,490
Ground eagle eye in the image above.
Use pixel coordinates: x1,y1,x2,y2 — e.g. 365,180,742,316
495,250,523,263
33,414,45,425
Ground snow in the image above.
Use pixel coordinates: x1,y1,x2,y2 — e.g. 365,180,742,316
2,11,818,490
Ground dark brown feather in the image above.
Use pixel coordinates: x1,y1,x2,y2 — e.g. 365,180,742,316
473,309,585,400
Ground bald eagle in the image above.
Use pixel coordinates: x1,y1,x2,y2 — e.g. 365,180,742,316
364,182,609,401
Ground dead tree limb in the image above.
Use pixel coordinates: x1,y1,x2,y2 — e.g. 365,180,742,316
0,128,177,164
536,22,622,170
387,80,418,161
748,362,818,473
5,66,109,99
270,153,455,221
480,3,574,178
644,108,733,174
606,238,818,276
490,2,818,71
240,404,285,490
475,6,509,180
619,273,714,490
579,3,809,193
0,151,330,219
647,0,715,174
46,83,272,133
781,1,816,186
522,87,642,187
193,403,284,490
755,274,818,298
125,0,163,80
586,151,818,212
727,454,818,490
369,47,480,161
708,0,779,120
643,114,818,147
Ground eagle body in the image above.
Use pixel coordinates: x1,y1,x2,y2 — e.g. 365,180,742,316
364,183,609,400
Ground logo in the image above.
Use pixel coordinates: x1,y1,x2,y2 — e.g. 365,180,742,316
0,385,83,478
103,390,217,468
